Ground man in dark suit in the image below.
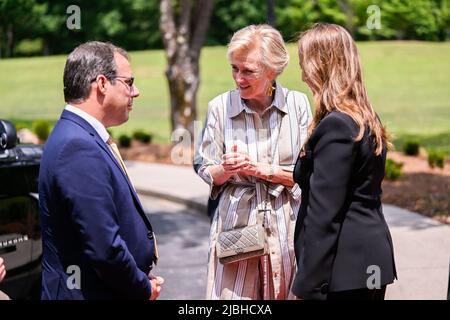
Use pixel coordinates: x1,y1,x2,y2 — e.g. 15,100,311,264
447,260,450,300
39,41,163,299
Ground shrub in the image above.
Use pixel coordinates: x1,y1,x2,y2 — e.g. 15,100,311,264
132,130,152,144
106,129,114,138
118,134,131,148
14,38,43,57
14,122,28,131
385,159,403,181
403,140,420,156
427,149,446,169
32,120,50,142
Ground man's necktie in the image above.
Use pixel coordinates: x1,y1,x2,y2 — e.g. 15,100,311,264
106,137,159,265
107,137,131,180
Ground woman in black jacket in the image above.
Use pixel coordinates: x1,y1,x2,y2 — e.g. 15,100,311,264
291,23,397,300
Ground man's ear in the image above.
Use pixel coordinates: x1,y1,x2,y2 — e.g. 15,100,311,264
94,75,109,95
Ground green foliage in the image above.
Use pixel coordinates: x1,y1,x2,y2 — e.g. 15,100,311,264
394,132,450,157
132,129,152,144
316,0,349,26
32,119,50,142
276,0,318,41
0,0,161,57
106,129,114,138
2,0,450,58
0,0,47,57
212,0,450,43
118,134,131,148
439,0,450,40
208,0,267,45
14,38,43,56
403,140,420,156
376,0,442,41
385,158,404,180
14,122,28,131
427,149,446,168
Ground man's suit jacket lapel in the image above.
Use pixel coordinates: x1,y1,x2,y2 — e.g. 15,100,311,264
60,110,151,227
94,136,150,222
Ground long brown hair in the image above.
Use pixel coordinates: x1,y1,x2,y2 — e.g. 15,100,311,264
298,23,391,155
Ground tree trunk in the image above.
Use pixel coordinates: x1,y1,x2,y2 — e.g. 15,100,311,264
337,0,355,37
160,0,214,138
166,61,199,135
43,40,50,56
0,27,3,59
6,24,13,57
267,0,276,26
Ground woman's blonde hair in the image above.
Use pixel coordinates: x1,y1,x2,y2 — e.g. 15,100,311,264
298,23,390,155
227,24,289,76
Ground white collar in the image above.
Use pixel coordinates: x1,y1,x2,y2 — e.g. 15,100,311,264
65,104,110,143
229,82,288,118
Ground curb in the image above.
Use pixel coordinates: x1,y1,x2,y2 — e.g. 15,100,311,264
135,187,208,215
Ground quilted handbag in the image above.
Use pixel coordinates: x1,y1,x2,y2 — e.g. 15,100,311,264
216,223,267,265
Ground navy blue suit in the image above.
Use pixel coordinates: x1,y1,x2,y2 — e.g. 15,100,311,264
39,110,156,299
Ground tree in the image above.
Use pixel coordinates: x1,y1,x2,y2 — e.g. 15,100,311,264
439,0,450,40
207,0,266,44
276,0,318,40
0,0,45,57
267,0,276,26
337,0,356,37
159,0,214,137
375,0,441,40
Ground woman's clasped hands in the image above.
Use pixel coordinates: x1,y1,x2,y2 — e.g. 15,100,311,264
221,144,258,176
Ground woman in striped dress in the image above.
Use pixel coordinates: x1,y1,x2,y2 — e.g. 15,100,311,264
197,24,312,300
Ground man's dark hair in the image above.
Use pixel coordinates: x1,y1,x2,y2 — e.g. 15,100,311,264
63,41,128,104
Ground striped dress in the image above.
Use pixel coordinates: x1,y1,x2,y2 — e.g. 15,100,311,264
198,83,312,300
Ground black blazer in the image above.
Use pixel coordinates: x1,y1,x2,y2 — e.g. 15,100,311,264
292,111,397,300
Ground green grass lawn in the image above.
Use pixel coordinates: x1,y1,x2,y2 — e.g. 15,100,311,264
1,41,449,153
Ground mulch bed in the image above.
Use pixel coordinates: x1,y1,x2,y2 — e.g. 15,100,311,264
382,152,450,225
120,141,176,165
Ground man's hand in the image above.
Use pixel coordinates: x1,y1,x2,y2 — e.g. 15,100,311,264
148,274,164,300
0,257,6,283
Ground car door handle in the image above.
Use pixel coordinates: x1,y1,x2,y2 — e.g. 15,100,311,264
0,245,17,255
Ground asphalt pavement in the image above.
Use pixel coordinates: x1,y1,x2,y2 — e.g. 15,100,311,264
141,196,209,300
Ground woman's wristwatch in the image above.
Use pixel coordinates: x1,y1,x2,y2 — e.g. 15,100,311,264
267,164,274,182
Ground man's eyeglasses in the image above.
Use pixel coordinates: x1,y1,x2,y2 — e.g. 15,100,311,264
114,76,135,91
90,75,135,91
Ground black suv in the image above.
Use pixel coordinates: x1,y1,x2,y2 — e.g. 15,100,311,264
0,120,42,299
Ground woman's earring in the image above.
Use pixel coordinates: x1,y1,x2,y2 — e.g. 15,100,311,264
266,84,275,96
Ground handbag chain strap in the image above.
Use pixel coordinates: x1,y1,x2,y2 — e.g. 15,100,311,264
258,97,286,232
225,88,289,231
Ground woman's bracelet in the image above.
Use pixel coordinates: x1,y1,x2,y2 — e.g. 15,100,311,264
267,164,274,182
